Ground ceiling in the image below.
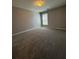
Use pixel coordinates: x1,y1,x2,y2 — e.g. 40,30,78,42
12,0,66,12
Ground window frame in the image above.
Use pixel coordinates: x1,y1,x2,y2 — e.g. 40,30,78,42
40,11,48,27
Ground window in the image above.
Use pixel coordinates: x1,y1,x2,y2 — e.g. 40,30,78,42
42,13,48,25
40,12,48,26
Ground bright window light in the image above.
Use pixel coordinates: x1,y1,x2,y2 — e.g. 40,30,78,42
42,13,48,25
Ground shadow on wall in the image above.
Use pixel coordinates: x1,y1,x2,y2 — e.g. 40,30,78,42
48,6,66,30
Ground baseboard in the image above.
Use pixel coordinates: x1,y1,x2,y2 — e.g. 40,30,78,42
12,28,39,36
56,27,66,30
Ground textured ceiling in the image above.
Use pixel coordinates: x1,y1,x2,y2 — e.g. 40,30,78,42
12,0,66,12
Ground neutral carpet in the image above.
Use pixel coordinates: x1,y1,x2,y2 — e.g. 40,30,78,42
12,27,66,59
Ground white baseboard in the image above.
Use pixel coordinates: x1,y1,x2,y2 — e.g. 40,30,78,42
12,28,39,36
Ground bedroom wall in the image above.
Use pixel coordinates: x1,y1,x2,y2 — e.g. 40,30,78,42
12,7,41,34
48,6,66,30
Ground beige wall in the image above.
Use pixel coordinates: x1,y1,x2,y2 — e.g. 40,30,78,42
12,7,41,34
48,6,66,30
